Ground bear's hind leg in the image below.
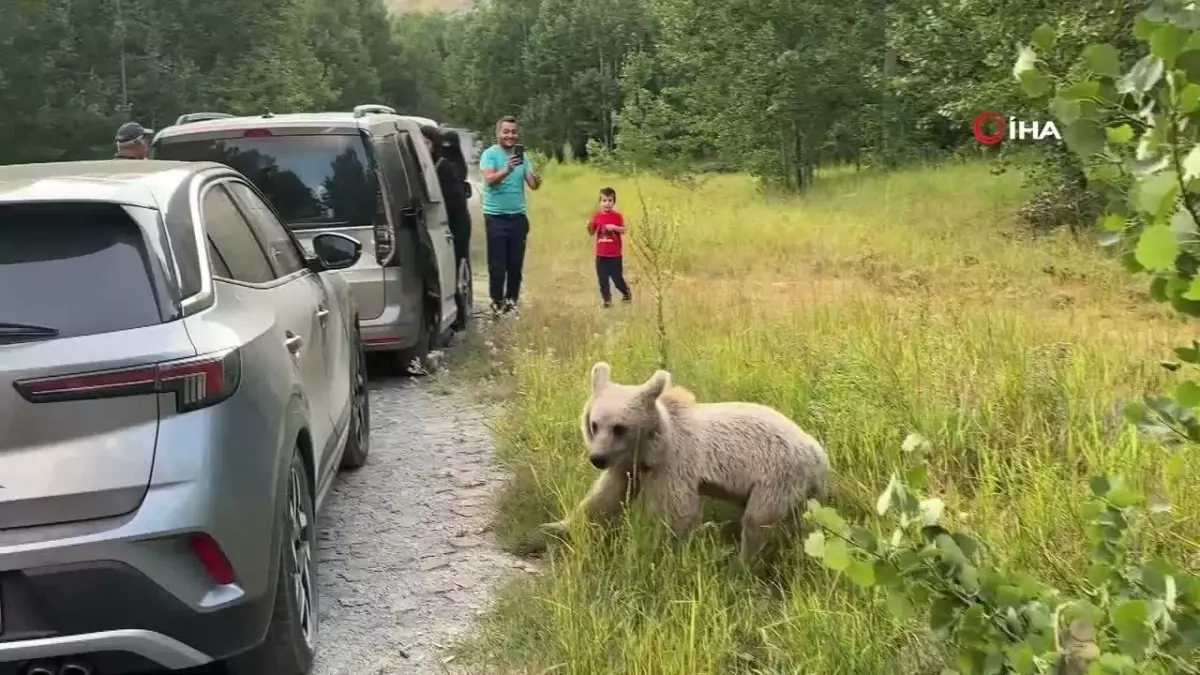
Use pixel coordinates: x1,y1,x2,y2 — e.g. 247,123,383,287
739,488,795,565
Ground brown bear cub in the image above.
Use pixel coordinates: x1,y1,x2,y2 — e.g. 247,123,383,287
540,362,830,563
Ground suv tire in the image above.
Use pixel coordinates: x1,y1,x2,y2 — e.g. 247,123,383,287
340,324,371,470
226,450,318,675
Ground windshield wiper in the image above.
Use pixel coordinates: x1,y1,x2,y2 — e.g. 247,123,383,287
0,322,61,343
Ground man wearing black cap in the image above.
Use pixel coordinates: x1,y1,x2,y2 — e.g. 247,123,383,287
113,122,153,159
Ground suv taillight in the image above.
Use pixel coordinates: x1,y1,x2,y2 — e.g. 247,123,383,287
14,349,241,413
373,180,396,265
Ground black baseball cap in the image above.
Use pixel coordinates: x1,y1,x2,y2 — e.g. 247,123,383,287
115,122,153,143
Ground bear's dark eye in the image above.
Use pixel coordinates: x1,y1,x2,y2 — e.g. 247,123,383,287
590,420,598,436
612,424,627,437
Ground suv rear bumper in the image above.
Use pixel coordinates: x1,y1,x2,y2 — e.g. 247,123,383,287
0,558,273,672
0,464,282,671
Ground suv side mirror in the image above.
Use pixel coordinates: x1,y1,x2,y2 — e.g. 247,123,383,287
463,181,473,198
310,233,362,271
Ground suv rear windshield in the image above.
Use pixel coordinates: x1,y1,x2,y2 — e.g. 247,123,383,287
0,203,164,340
154,133,376,230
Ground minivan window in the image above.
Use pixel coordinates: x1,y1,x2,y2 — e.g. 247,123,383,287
0,202,164,339
155,134,376,230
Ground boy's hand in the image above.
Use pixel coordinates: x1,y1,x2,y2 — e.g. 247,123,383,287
506,154,522,169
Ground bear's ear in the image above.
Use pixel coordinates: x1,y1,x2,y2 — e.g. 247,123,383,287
590,361,612,394
640,369,671,403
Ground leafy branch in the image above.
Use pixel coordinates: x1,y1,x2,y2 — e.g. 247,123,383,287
803,434,1200,675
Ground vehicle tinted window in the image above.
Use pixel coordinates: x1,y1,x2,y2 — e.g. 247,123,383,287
207,239,232,277
0,202,163,339
374,135,412,208
225,182,304,276
155,134,376,229
397,133,430,201
202,185,275,283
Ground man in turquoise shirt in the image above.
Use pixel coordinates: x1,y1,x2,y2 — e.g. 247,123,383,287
479,115,541,315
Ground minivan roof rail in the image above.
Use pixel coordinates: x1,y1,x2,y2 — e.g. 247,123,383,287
353,104,397,118
174,112,235,126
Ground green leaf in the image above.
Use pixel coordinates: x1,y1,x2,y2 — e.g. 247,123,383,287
1031,24,1056,53
1135,224,1180,271
1134,15,1162,41
1084,43,1123,77
846,558,876,588
1133,170,1181,218
804,530,825,558
1100,213,1127,232
952,534,980,562
1171,205,1198,235
849,526,877,552
1019,69,1051,98
1151,23,1190,66
935,533,967,565
824,537,850,571
904,464,928,491
1060,80,1100,100
1062,119,1106,156
1106,476,1141,508
1175,380,1200,406
1090,476,1111,497
1106,124,1135,144
1181,83,1200,112
1112,598,1151,652
929,596,958,637
1117,55,1165,93
1050,96,1081,124
810,504,848,533
885,587,914,620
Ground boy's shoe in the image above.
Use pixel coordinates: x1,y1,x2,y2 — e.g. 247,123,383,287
621,293,632,303
503,298,518,315
602,300,613,309
490,301,504,319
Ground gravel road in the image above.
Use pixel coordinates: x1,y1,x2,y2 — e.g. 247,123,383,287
308,372,524,674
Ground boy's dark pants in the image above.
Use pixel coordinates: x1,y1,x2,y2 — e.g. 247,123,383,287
596,256,630,303
484,213,530,305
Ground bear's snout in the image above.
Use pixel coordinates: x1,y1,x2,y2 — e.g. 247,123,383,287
589,454,609,469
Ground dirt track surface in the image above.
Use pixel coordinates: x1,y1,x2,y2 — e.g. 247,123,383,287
309,373,524,674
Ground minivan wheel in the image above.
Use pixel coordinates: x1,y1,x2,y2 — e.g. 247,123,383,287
340,326,371,470
452,258,473,332
225,451,317,675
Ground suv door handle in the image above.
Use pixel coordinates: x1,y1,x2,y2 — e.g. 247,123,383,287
316,307,330,326
285,332,304,355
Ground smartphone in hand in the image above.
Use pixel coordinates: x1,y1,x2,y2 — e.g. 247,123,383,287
513,144,525,162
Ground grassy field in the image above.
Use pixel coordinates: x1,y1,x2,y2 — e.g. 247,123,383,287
456,160,1200,674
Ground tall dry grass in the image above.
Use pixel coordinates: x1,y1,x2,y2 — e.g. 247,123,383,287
457,160,1200,674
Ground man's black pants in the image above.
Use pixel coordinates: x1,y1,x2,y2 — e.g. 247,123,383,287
484,213,530,306
596,256,630,303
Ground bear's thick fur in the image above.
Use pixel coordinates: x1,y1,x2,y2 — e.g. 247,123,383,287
540,361,830,563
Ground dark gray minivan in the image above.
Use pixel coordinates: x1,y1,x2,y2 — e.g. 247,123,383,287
151,105,470,372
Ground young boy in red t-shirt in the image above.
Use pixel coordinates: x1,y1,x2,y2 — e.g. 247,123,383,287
586,187,631,307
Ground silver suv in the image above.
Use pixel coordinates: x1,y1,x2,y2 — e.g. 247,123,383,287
0,160,370,674
150,105,469,373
